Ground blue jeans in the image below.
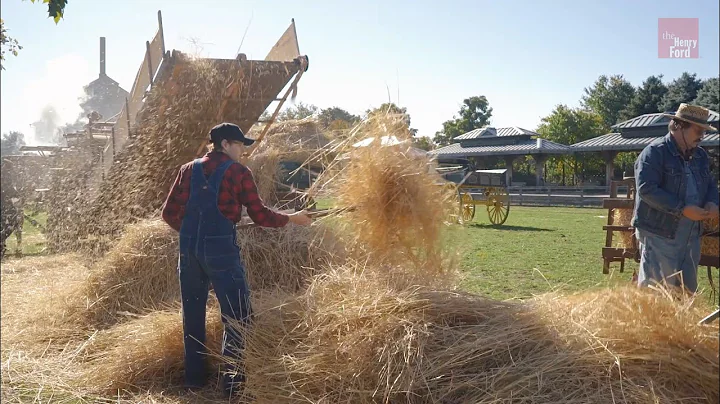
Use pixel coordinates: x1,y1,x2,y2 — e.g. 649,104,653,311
179,249,251,392
636,220,701,292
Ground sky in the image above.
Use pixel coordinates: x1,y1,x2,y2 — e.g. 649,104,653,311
1,0,718,145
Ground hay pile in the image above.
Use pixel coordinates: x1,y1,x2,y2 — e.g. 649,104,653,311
236,265,719,403
249,118,331,164
77,304,224,395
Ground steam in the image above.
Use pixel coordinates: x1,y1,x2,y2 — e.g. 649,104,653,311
16,54,93,145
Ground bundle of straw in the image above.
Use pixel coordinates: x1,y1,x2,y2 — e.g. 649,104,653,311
612,208,634,249
237,264,719,403
307,114,456,271
701,216,719,256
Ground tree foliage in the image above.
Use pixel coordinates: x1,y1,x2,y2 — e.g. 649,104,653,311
277,101,318,121
0,131,27,157
693,77,719,112
365,103,417,135
1,1,68,69
580,74,635,128
660,72,704,112
318,107,360,129
619,75,668,121
434,96,493,147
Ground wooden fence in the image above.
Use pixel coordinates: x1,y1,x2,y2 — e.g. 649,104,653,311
470,185,632,208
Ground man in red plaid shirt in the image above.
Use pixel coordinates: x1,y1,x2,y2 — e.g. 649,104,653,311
161,122,311,397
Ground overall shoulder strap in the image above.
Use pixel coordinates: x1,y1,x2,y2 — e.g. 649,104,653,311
207,160,235,193
189,159,206,194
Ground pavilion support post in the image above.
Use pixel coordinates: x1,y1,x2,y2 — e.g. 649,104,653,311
601,150,618,192
503,155,521,186
532,154,548,186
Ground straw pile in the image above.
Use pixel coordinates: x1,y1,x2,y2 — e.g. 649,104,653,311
78,219,179,329
77,304,224,395
249,118,331,164
612,208,634,249
57,55,264,254
236,264,719,403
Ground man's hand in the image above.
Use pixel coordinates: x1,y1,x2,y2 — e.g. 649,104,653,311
682,205,710,221
288,210,313,226
704,202,719,219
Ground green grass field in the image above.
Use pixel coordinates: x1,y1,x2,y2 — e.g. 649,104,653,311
6,206,718,305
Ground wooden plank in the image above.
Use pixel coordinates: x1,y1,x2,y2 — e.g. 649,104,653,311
603,198,634,209
603,225,634,231
602,247,636,259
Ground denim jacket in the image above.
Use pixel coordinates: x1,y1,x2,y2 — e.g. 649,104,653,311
631,133,719,239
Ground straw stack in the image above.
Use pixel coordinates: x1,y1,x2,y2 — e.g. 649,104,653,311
237,265,719,403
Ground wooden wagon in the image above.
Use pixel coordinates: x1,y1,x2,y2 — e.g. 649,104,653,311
436,160,510,225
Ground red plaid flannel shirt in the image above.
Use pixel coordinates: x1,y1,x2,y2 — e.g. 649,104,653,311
161,151,289,231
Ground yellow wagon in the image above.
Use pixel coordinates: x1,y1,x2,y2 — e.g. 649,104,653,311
436,160,510,225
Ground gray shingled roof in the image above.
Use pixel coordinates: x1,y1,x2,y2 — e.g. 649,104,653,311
571,133,720,152
429,138,572,157
455,126,539,140
612,110,719,130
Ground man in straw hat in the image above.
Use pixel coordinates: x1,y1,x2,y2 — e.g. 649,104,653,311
161,122,313,397
632,103,719,293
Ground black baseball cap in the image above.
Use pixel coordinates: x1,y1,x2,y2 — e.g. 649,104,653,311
209,122,255,146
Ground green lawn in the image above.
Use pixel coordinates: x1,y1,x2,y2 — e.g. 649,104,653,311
3,210,47,256
7,205,718,307
445,206,631,299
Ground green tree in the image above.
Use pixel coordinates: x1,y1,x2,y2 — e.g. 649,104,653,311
318,107,360,128
277,101,318,121
619,75,668,121
365,102,417,135
536,105,605,185
434,96,493,147
2,1,68,69
693,77,719,112
580,74,636,128
0,131,27,156
412,136,434,151
660,72,703,112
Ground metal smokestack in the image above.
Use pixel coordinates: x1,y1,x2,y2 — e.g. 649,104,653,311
100,37,106,76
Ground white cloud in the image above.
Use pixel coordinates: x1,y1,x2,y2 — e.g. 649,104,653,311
9,53,94,144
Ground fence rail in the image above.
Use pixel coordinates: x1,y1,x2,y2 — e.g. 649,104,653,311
470,185,633,208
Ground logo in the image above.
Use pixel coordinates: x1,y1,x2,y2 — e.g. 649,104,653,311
658,18,699,58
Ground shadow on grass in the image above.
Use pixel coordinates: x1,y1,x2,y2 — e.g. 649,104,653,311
469,223,554,232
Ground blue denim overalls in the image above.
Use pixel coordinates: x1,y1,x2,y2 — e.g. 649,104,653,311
636,162,702,292
178,159,251,394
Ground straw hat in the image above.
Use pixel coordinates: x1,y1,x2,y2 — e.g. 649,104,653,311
662,103,717,131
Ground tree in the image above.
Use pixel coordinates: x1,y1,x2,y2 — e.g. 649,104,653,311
659,72,703,112
277,101,318,121
0,20,22,70
0,131,26,156
619,75,669,121
1,1,68,69
693,77,719,112
536,105,605,185
365,103,417,135
580,74,636,128
434,96,493,147
318,107,360,128
412,136,434,151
